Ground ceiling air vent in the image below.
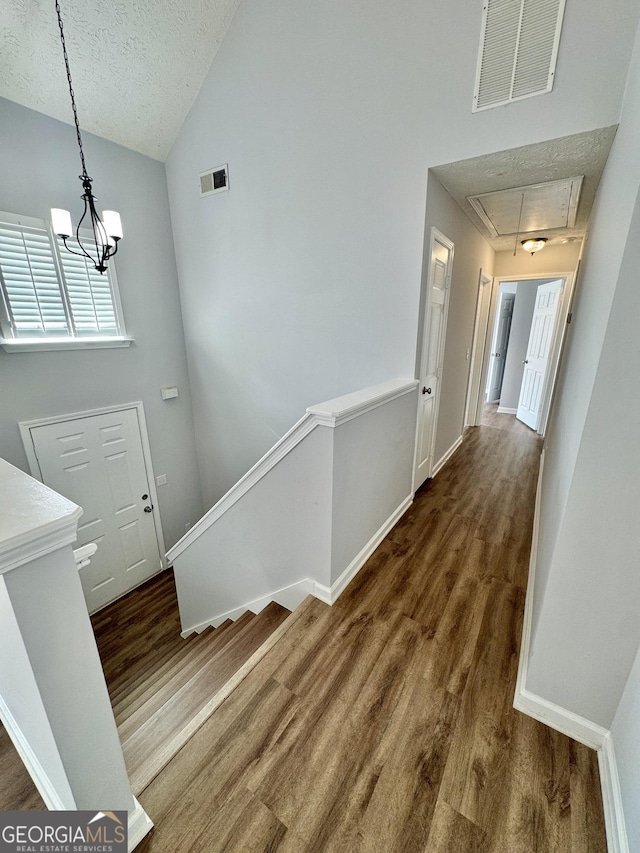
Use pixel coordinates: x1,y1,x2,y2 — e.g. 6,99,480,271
473,0,567,112
199,164,229,197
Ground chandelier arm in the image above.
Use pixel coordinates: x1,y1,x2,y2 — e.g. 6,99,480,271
61,235,98,266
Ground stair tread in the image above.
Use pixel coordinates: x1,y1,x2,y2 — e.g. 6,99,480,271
116,610,256,736
110,614,244,708
108,632,202,705
122,601,291,793
112,622,235,723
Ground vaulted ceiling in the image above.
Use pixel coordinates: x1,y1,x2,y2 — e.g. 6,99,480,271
0,0,241,161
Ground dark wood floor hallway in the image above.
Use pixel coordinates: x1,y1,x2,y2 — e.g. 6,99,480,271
135,413,607,852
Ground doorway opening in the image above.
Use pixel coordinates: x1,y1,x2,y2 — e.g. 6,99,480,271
467,271,575,436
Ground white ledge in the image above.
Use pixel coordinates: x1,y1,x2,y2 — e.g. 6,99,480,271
307,379,419,425
1,337,134,353
0,459,83,574
167,379,418,563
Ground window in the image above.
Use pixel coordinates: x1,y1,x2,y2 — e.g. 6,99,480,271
0,211,131,351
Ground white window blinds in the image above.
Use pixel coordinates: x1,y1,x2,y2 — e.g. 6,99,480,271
58,239,119,336
0,223,69,337
0,212,124,342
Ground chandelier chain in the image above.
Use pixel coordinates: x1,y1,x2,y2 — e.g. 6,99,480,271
55,0,88,179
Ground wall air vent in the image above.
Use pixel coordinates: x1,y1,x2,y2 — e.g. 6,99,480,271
473,0,567,112
199,164,229,197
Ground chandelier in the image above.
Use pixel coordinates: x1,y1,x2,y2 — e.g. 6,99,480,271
50,0,122,274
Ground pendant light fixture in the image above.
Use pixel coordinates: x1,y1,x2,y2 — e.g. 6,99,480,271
521,237,547,255
50,0,122,274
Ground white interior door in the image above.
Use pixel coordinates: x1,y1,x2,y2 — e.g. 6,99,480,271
517,279,563,430
415,229,454,490
28,407,163,613
486,291,515,403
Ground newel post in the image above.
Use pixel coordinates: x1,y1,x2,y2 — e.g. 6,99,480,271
0,459,152,850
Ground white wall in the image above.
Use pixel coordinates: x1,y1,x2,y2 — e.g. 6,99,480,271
421,174,494,465
528,18,640,700
493,243,581,278
174,424,334,631
499,280,543,410
330,390,416,583
528,181,640,725
4,547,136,810
0,576,75,807
165,0,639,506
0,98,203,549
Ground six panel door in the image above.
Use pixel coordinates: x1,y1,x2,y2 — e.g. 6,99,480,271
29,408,162,613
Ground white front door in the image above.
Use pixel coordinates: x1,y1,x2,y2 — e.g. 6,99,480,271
486,291,515,403
517,279,563,430
27,407,163,612
415,229,454,490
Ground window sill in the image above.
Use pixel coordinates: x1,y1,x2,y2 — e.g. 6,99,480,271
0,336,134,353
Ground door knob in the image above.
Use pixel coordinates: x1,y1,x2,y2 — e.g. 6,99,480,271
422,386,432,395
522,359,529,364
144,505,154,513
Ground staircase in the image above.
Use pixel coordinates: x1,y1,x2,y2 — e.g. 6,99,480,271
91,571,291,796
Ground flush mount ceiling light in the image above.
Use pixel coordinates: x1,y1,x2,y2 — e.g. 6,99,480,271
521,237,548,255
50,0,122,273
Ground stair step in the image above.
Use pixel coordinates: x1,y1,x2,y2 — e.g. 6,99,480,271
112,624,232,724
115,612,255,728
108,633,198,707
122,601,291,795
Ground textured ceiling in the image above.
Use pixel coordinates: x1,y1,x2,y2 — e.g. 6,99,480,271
0,0,242,161
431,127,618,253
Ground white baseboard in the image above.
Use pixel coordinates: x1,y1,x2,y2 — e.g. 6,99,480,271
0,694,74,809
432,435,463,478
327,495,413,603
128,796,154,851
514,448,628,852
514,686,609,750
497,405,517,414
181,578,317,635
181,495,413,634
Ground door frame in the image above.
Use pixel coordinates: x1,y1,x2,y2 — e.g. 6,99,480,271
413,226,455,489
19,401,167,569
465,270,492,428
486,286,516,405
467,270,575,435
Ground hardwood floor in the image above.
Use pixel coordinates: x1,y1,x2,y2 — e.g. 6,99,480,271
0,409,607,850
135,415,607,852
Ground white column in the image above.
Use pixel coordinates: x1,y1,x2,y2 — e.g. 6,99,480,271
0,459,152,850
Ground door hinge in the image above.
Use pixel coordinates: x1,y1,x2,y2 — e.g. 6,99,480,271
567,312,573,324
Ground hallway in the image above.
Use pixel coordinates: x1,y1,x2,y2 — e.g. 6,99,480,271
135,416,606,851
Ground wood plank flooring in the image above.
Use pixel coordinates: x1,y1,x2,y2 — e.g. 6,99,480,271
134,411,607,852
0,407,607,851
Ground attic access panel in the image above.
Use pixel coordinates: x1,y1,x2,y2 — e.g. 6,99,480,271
467,176,583,237
473,0,567,112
